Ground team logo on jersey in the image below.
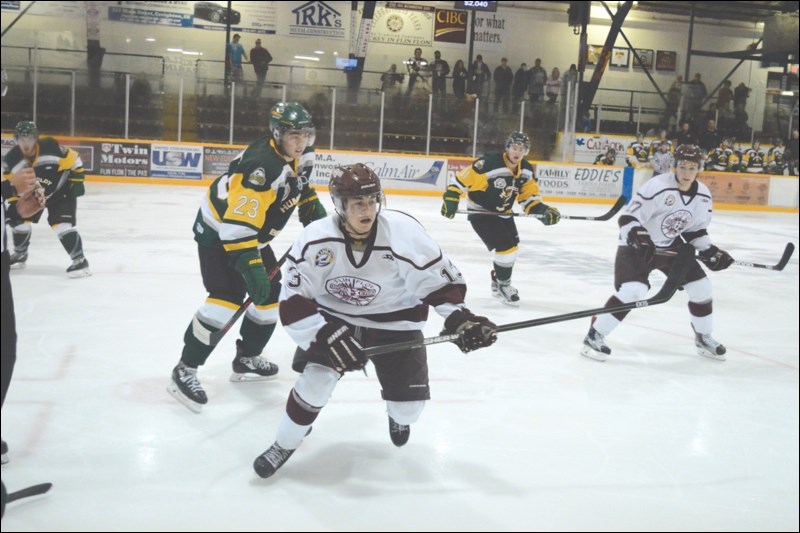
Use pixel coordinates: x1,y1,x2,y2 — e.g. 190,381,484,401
248,167,266,186
382,253,394,261
493,177,506,189
665,194,676,206
660,209,692,238
326,276,380,306
314,248,334,267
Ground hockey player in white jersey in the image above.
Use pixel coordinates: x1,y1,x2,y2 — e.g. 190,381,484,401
253,163,498,479
580,144,733,362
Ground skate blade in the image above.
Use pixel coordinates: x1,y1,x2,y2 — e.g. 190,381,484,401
166,383,204,413
10,263,26,270
492,292,520,307
580,345,607,362
229,372,279,383
67,268,92,278
697,347,726,361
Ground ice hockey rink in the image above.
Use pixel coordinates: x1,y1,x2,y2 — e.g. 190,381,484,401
2,183,798,532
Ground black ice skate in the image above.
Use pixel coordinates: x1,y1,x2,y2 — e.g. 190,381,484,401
388,416,410,447
167,362,208,413
9,251,27,269
693,326,726,361
253,442,296,479
230,340,279,382
494,280,520,307
580,326,611,362
66,257,91,278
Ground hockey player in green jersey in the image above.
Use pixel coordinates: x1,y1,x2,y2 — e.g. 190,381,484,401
440,131,560,306
168,102,328,412
2,121,90,277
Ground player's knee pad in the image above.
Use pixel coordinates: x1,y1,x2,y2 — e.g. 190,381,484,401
386,400,426,425
294,362,341,408
244,303,278,325
616,281,648,303
493,247,518,267
52,223,75,237
684,276,712,304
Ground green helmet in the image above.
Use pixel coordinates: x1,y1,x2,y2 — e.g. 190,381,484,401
505,131,530,156
14,120,38,140
269,102,315,147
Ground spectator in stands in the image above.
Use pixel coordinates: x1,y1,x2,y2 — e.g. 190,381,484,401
493,57,513,113
431,50,450,100
227,34,248,87
468,54,491,98
698,119,720,151
733,82,750,111
545,67,561,104
673,121,697,147
130,74,152,106
452,59,467,99
562,64,578,100
717,79,732,111
662,75,683,127
405,47,428,96
527,58,546,103
380,64,403,93
512,63,527,112
250,38,273,98
686,73,707,120
594,147,617,165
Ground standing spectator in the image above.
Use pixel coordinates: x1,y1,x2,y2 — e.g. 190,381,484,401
4,121,90,277
562,63,578,100
468,54,490,98
512,62,528,111
405,47,428,96
227,34,248,86
663,75,683,127
493,57,513,113
252,164,497,478
249,38,273,98
545,67,561,104
686,73,707,120
431,50,450,100
380,64,403,93
527,58,546,104
717,80,733,111
698,119,720,152
452,59,467,99
733,82,750,111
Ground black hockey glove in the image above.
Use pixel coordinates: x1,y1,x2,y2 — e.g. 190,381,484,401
698,245,734,271
442,309,498,353
627,226,655,264
527,202,561,226
312,322,367,373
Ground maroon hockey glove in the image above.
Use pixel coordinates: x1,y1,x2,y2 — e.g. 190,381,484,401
442,309,498,353
627,226,655,263
699,245,734,271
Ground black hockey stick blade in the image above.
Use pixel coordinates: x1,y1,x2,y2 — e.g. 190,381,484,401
364,243,694,357
733,242,795,271
455,195,627,221
207,247,291,347
5,482,53,504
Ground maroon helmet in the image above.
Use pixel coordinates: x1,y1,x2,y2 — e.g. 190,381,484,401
675,144,703,164
329,163,383,215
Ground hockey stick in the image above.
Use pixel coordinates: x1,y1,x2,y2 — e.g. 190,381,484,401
656,242,795,271
455,194,626,221
5,482,53,504
201,247,291,347
364,243,694,357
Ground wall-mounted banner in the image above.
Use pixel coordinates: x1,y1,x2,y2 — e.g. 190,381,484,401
573,134,629,165
203,146,243,177
472,11,508,50
310,152,445,189
63,143,96,173
434,8,468,44
535,163,624,199
107,1,277,34
151,143,204,179
287,0,346,39
98,141,151,177
701,172,770,206
370,6,433,46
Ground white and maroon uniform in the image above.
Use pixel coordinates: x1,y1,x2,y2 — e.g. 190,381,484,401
279,209,467,351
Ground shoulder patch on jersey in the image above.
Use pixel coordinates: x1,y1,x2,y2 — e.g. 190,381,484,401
314,248,334,267
474,159,485,170
326,276,381,306
248,167,266,186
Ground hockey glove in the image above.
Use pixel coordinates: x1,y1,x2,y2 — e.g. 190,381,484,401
442,309,498,353
698,245,734,271
527,202,561,226
69,179,85,198
312,321,366,373
627,226,655,264
233,251,271,306
441,190,460,219
298,191,328,227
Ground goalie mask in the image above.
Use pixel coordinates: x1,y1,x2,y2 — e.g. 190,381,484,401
505,131,531,156
329,163,384,217
269,102,315,150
